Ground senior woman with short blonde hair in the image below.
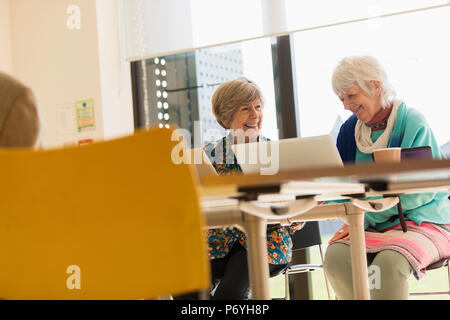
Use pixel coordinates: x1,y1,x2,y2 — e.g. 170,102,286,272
212,77,264,129
175,77,304,299
211,77,264,147
324,56,450,300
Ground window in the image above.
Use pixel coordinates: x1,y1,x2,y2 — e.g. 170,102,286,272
292,5,450,148
285,0,447,31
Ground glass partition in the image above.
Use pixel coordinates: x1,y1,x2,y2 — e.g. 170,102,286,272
293,5,450,148
130,2,450,149
129,2,450,299
132,37,278,147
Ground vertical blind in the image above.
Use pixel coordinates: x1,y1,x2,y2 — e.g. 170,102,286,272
118,0,263,61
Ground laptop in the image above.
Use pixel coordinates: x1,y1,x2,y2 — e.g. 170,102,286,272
231,135,343,175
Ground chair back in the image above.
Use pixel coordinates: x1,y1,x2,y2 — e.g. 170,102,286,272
0,127,210,299
292,221,322,251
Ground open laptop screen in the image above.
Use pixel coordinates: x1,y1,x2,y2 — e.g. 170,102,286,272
231,135,343,175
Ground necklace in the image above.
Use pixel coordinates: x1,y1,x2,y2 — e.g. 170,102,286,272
367,121,387,129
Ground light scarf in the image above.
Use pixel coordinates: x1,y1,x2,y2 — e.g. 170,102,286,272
355,100,403,154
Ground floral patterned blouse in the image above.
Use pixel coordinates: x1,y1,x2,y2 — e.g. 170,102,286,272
203,135,305,265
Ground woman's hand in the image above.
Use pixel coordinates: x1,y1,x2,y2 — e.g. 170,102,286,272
328,224,350,244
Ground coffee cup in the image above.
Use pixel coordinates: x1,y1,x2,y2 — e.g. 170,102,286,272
372,147,401,163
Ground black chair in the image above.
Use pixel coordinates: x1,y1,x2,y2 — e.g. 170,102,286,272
271,221,331,300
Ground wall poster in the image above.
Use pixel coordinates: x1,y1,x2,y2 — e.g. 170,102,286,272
75,99,95,132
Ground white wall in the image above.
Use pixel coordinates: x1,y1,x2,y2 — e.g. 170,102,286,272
0,0,12,73
96,0,134,140
7,0,133,148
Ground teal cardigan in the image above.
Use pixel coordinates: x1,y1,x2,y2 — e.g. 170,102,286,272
340,102,450,231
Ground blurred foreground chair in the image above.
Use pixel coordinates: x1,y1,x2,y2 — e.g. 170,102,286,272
0,126,210,299
271,221,331,300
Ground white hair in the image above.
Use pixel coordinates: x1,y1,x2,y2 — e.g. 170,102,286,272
331,55,396,108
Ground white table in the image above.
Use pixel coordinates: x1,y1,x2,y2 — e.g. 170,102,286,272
198,159,450,300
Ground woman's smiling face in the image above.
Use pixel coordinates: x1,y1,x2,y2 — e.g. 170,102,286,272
339,83,382,124
228,99,263,139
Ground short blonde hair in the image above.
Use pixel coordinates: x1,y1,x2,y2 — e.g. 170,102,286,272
332,55,396,108
212,77,264,129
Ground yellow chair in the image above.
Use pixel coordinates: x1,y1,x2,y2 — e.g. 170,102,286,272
0,126,210,299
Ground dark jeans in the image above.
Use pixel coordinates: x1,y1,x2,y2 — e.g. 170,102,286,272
174,241,287,300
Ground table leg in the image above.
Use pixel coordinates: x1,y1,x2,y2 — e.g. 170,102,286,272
242,214,270,300
345,203,370,300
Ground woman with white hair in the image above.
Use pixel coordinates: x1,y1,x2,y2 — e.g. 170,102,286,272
323,55,450,300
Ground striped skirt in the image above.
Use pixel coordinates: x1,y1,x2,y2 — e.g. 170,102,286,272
336,221,450,279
